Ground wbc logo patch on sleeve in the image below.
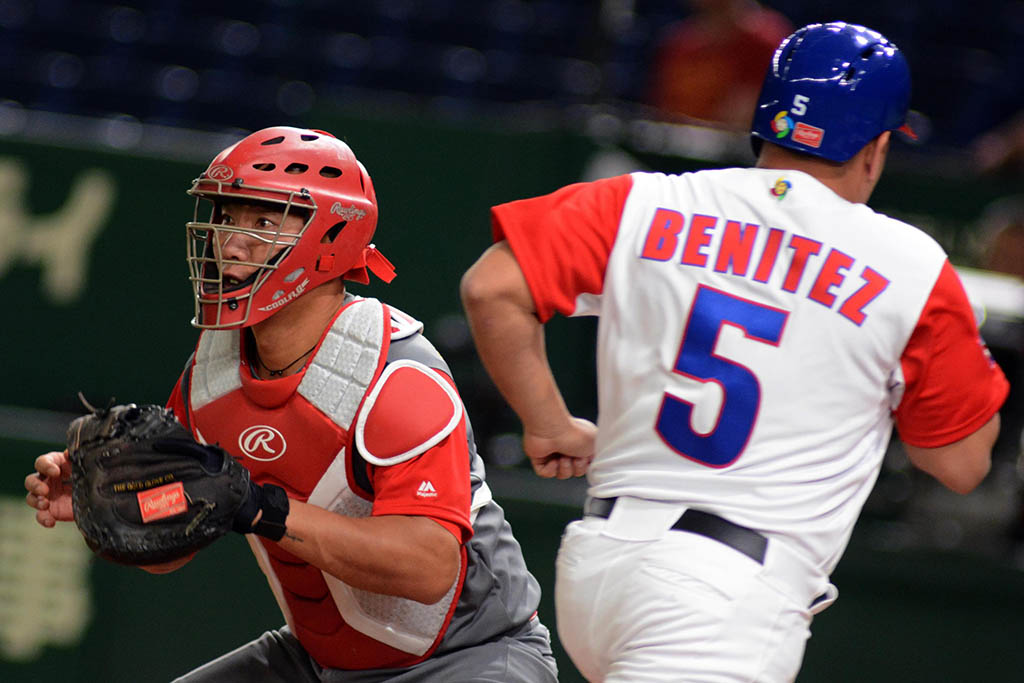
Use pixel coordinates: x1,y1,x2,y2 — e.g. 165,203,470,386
138,482,188,523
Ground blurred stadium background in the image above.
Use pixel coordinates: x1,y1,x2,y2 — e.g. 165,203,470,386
1,0,1023,681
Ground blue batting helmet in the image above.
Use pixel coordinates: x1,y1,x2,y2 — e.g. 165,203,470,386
750,22,914,163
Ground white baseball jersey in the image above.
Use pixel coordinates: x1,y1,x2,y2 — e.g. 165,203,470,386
492,167,1008,574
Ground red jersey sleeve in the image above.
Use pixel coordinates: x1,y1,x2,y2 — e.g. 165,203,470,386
895,260,1010,447
369,421,473,544
490,174,633,322
363,368,473,544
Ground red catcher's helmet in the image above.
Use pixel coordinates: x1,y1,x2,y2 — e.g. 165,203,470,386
186,126,395,329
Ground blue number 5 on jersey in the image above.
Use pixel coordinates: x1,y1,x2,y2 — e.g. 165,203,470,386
656,285,789,467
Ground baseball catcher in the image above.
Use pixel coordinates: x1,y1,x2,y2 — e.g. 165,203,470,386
66,397,289,565
24,125,558,682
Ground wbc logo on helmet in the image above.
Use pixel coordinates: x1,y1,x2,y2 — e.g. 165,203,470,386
771,111,794,138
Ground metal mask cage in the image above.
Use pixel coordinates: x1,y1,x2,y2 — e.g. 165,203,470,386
185,178,317,328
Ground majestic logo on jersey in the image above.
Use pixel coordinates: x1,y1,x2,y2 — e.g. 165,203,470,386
416,480,438,498
770,178,792,200
771,111,794,138
207,164,234,181
238,425,288,461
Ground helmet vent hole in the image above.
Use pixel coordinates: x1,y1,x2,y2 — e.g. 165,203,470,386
777,43,798,77
253,163,276,171
860,46,878,59
285,163,309,174
319,166,342,178
301,134,319,141
841,66,857,83
325,221,346,243
260,136,285,146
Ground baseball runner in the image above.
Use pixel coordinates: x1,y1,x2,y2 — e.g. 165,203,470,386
461,22,1010,682
25,126,558,682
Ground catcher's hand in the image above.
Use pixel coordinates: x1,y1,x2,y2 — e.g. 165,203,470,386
67,401,288,566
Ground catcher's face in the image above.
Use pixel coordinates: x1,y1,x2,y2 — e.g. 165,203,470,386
213,202,306,287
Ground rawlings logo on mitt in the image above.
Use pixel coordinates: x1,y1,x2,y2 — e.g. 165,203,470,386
67,402,252,565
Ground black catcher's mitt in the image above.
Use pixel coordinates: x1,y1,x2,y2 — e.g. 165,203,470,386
67,402,253,565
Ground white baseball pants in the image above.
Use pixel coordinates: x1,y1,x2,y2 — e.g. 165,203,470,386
555,497,835,682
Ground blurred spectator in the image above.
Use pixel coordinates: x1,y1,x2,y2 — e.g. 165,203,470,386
646,0,793,129
972,111,1024,179
976,195,1024,280
971,196,1024,553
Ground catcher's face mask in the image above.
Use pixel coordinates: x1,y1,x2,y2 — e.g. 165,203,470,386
188,195,311,327
185,126,394,330
208,202,306,290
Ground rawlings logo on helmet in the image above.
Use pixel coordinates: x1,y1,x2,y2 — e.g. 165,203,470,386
207,164,234,181
792,122,825,148
330,203,367,221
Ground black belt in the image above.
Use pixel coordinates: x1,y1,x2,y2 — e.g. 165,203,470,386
584,497,768,565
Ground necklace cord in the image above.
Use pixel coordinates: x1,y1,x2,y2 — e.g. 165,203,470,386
252,341,318,377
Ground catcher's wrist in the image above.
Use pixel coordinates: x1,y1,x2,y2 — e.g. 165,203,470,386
235,482,290,541
253,483,289,540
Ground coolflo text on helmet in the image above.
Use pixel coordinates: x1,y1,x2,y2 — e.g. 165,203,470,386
186,126,395,329
750,21,914,163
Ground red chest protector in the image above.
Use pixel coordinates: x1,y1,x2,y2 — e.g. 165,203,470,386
180,297,464,669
